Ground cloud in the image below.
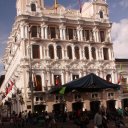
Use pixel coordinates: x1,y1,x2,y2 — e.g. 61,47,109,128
112,19,128,58
119,0,128,8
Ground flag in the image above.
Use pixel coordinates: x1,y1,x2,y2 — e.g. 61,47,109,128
117,74,122,84
7,83,12,94
59,86,66,95
78,0,82,13
10,80,14,87
5,86,8,95
55,76,60,86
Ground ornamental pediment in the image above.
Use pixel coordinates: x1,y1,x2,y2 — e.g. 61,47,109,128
53,63,62,69
64,9,78,17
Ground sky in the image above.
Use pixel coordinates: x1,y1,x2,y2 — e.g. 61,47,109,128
0,0,128,72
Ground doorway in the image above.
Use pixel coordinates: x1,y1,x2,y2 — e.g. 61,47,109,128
53,103,65,113
72,102,83,112
34,104,46,113
106,100,116,111
90,101,100,114
122,98,128,109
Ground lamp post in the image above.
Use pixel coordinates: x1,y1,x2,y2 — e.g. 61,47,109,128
28,27,34,113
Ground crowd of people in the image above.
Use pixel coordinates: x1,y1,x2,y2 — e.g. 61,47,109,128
0,106,128,128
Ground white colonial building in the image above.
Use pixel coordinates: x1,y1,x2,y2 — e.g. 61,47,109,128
0,0,121,115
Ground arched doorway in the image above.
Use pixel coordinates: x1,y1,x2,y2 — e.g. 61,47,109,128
34,104,46,113
90,101,100,115
122,98,128,109
72,102,83,112
107,100,116,111
53,103,65,113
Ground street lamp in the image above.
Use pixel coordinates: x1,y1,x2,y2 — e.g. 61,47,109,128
28,27,34,113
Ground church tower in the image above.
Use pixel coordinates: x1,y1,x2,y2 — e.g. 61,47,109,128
16,0,44,16
82,0,109,20
92,0,108,20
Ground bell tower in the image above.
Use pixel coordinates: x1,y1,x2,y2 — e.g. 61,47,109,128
92,0,108,19
82,0,109,20
16,0,44,16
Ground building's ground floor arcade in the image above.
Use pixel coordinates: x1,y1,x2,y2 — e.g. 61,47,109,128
1,91,128,117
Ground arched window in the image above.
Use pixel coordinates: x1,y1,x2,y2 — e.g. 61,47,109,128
49,45,54,59
99,10,103,18
32,45,40,59
103,48,109,60
75,46,80,59
31,3,36,12
106,74,111,83
84,47,89,60
33,75,42,91
91,47,96,60
67,46,72,59
57,46,62,59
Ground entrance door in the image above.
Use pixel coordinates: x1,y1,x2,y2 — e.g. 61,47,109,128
90,101,100,114
34,104,46,113
122,98,128,109
107,100,116,111
53,103,65,113
72,102,83,112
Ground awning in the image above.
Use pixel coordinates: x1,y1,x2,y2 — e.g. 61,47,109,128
49,73,120,94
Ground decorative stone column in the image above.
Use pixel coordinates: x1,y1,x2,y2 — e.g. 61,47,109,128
93,27,97,42
77,28,80,41
96,48,99,60
108,48,112,60
20,22,25,39
80,29,83,41
59,24,66,40
80,47,83,60
65,71,69,83
41,24,45,39
59,27,63,40
54,45,58,60
63,28,66,40
61,70,65,85
51,71,54,86
24,24,29,39
62,48,65,59
89,46,92,61
72,46,76,60
79,70,83,77
44,26,48,39
96,29,99,42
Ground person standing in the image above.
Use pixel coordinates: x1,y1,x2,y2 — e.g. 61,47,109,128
94,111,102,128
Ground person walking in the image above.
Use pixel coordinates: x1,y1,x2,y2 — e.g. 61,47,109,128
102,113,108,128
94,110,102,128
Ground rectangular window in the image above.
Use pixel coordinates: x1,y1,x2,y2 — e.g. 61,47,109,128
32,45,40,59
107,93,114,99
68,28,73,40
50,27,56,39
92,93,98,99
72,75,79,80
31,26,38,37
27,105,31,109
103,48,109,60
100,31,105,42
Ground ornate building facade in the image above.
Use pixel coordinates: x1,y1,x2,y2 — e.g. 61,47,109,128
0,0,121,115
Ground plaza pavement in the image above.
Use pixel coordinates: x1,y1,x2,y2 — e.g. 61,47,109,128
2,117,128,128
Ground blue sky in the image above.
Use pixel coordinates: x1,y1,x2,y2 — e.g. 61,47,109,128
0,0,128,72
